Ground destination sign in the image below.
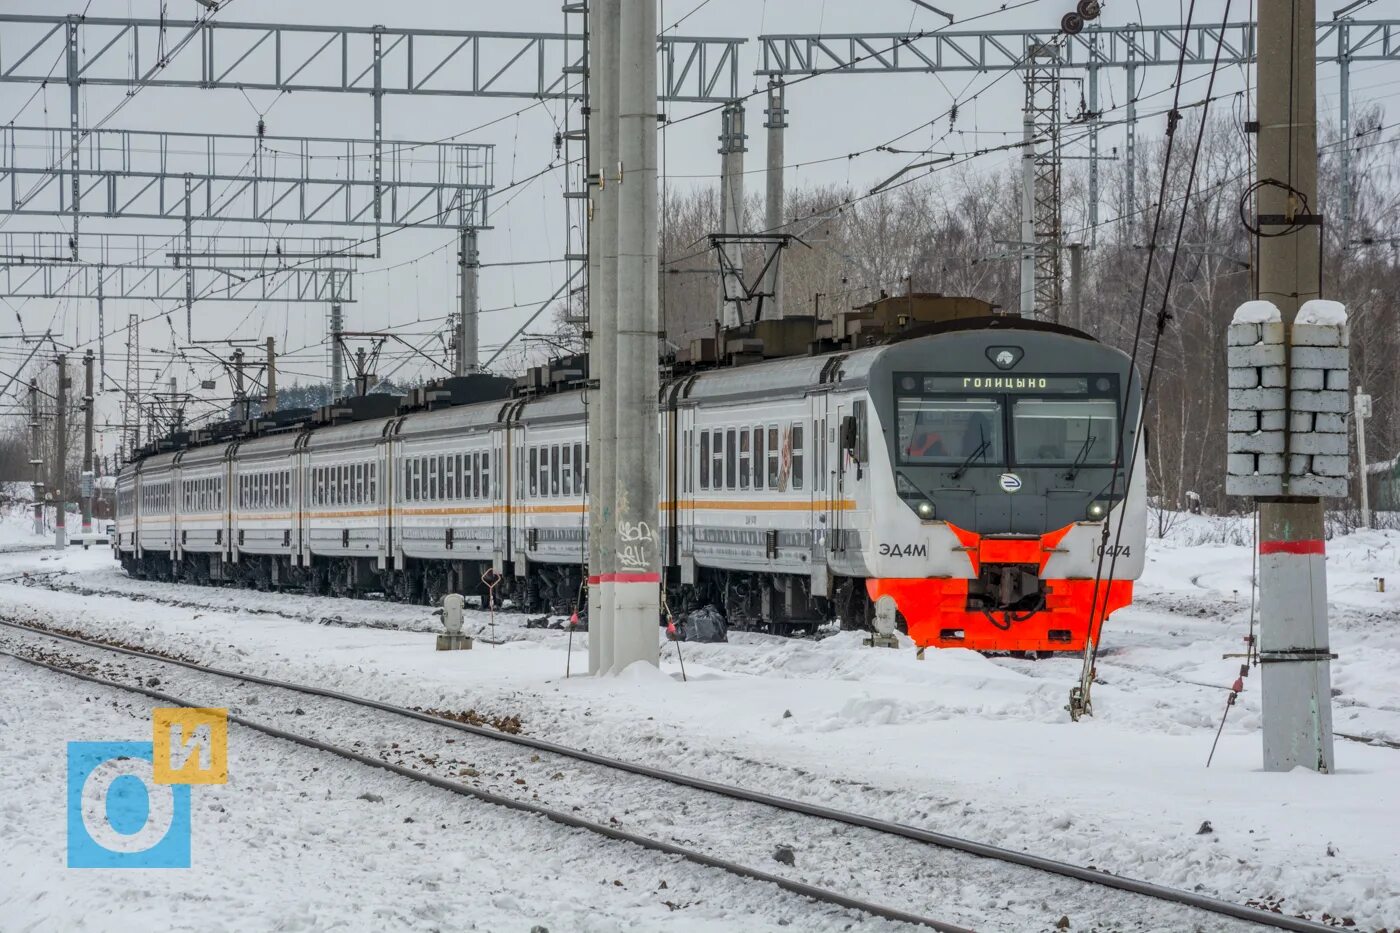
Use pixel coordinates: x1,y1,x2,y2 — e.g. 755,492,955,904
912,375,1092,394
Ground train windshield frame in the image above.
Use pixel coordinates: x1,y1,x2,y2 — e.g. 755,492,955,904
893,372,1121,470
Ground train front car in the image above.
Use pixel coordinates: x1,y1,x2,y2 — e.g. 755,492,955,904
861,319,1146,653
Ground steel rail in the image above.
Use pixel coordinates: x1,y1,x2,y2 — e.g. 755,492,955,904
0,617,1336,933
1,648,968,933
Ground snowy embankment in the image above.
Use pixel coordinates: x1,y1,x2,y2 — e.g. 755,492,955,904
1,510,1397,929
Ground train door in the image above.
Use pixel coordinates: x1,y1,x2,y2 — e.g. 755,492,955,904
498,423,509,571
830,399,851,558
377,434,392,570
677,406,696,585
809,394,831,597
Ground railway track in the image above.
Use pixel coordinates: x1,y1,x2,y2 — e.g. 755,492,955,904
0,617,1342,933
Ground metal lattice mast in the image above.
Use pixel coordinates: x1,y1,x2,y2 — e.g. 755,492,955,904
562,1,591,338
1027,42,1063,321
123,313,139,456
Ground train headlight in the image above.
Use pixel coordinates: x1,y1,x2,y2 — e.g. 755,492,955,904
915,500,935,520
1086,501,1108,521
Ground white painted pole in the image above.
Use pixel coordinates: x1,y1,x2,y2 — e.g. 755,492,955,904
54,354,67,550
1356,386,1370,529
764,79,787,320
1257,0,1334,774
611,0,661,673
588,0,621,675
1020,114,1036,318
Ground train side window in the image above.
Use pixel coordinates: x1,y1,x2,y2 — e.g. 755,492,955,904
561,444,573,496
725,428,737,491
368,464,376,503
712,430,724,490
852,400,869,462
699,431,711,490
767,425,780,488
529,448,539,497
477,451,487,499
792,423,805,490
439,455,449,500
572,443,583,497
753,427,764,490
550,445,561,496
738,429,751,490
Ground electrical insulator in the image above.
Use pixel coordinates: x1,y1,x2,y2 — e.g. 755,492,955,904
1061,11,1085,34
1077,0,1102,20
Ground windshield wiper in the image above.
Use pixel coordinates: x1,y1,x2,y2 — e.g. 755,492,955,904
1064,434,1097,481
950,431,991,481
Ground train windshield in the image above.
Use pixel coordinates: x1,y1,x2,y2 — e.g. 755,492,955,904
1011,398,1118,464
896,397,1006,466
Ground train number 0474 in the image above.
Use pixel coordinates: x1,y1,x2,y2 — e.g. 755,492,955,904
1096,544,1132,557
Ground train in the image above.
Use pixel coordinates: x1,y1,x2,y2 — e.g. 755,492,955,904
115,305,1146,653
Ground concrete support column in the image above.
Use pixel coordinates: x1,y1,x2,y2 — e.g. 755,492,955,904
1257,0,1333,773
457,227,480,375
763,79,787,319
717,100,747,328
29,378,43,536
81,350,93,535
54,354,67,550
611,0,661,672
329,303,344,398
588,0,621,675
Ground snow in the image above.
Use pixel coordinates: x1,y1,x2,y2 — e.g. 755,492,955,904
0,658,890,932
2,509,1399,929
1232,300,1281,324
1296,299,1348,326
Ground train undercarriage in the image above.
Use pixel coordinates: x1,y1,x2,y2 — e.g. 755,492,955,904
119,551,869,636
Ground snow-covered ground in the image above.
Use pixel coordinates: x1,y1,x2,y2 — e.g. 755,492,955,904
2,509,1398,930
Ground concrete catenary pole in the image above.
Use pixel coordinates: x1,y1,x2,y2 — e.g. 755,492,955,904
29,378,43,536
457,227,480,375
1019,114,1037,318
1257,0,1334,773
717,100,747,328
232,349,247,423
763,79,787,320
611,0,661,672
329,303,344,397
81,350,94,536
54,354,67,549
265,337,278,413
1355,386,1370,529
588,0,621,675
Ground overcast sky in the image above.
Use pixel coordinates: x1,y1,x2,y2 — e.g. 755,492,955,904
0,0,1379,454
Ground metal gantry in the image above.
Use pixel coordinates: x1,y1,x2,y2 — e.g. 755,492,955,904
0,126,492,230
0,14,746,103
755,19,1400,244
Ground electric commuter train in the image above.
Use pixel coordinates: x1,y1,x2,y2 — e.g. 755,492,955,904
115,314,1145,652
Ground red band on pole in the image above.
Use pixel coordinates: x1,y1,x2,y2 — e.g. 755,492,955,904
599,572,661,584
1259,539,1325,556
